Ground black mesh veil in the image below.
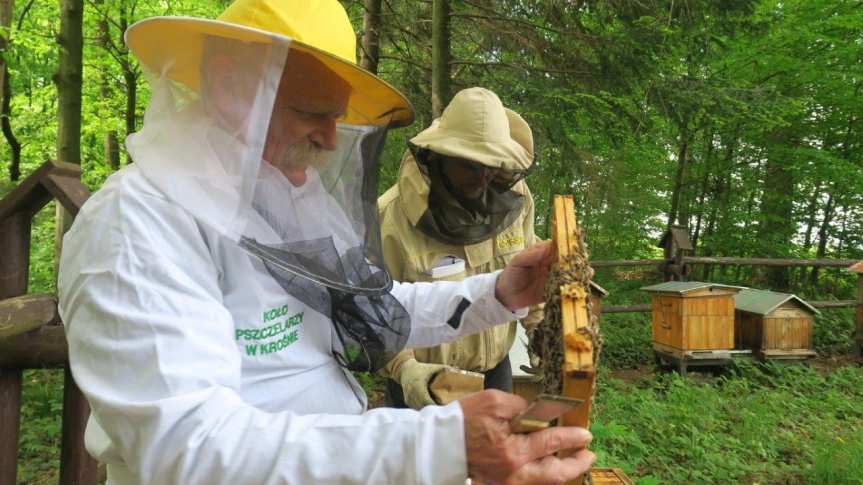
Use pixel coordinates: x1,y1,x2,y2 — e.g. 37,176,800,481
241,123,411,371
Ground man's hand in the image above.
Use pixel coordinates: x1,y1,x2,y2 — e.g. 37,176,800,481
398,359,450,409
495,242,554,312
460,390,595,485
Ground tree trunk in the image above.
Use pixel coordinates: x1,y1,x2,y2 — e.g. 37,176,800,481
666,132,690,228
700,132,736,279
692,129,714,251
2,66,21,181
97,0,119,169
55,0,84,276
431,0,450,117
360,0,381,74
809,188,835,285
104,131,120,169
835,202,850,255
119,3,137,138
738,164,761,283
56,0,83,166
802,179,823,251
0,0,12,99
758,133,795,291
0,0,18,181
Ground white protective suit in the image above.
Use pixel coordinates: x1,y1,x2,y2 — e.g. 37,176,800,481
57,7,529,484
58,163,526,484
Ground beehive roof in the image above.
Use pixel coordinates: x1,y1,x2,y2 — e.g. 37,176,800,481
734,288,819,316
848,261,863,273
640,281,746,294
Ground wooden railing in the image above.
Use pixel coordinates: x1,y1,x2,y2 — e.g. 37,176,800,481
0,160,96,485
591,233,863,355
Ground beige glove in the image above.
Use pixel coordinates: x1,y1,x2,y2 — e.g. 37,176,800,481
396,359,450,409
520,350,542,376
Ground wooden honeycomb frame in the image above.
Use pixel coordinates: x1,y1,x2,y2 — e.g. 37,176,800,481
552,195,597,485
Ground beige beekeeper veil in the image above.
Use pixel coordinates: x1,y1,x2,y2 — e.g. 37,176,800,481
124,0,415,372
408,87,535,245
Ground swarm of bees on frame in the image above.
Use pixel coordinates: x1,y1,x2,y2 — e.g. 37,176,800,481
528,223,602,396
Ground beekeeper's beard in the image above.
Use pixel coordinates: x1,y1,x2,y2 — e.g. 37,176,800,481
267,140,331,184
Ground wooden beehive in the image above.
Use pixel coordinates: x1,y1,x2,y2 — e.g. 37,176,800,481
511,281,608,404
734,289,818,360
641,281,743,356
589,468,635,485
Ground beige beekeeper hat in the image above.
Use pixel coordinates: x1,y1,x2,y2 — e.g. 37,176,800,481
124,0,414,127
409,87,534,171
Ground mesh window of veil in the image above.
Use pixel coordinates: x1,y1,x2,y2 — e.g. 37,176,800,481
127,34,411,372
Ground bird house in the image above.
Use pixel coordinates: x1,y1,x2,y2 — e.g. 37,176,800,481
734,289,818,360
657,225,693,260
657,225,693,281
641,281,743,356
588,281,609,318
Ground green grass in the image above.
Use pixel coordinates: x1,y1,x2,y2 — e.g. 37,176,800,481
590,297,863,484
591,363,863,484
599,312,655,369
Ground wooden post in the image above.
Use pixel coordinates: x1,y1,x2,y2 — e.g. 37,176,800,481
0,162,96,484
856,272,863,357
59,365,98,485
0,212,31,485
848,263,863,357
674,243,686,282
662,236,674,282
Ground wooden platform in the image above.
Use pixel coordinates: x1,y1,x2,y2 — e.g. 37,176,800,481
758,348,817,360
653,342,739,377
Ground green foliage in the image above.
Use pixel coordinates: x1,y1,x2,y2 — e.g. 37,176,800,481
598,313,654,369
591,363,863,484
806,430,863,485
813,308,856,357
28,204,58,294
18,370,64,484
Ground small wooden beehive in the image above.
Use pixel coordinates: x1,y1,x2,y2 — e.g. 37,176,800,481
641,281,743,355
734,288,818,360
510,281,608,403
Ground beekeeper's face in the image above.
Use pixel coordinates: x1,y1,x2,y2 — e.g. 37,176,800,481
263,50,351,186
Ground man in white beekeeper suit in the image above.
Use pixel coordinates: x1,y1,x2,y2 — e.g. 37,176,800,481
57,0,594,483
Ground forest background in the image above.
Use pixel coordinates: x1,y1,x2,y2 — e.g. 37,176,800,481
1,0,861,483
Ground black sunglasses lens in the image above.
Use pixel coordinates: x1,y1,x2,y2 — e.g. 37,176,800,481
491,171,525,190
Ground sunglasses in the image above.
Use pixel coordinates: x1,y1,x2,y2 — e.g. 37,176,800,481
444,156,532,191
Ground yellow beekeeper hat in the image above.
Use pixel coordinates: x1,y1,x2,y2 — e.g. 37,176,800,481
125,0,415,127
409,87,534,171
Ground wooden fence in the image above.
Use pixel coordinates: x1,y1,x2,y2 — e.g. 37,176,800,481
592,227,862,354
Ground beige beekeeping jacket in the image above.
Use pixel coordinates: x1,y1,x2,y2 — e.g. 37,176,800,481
379,150,543,377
